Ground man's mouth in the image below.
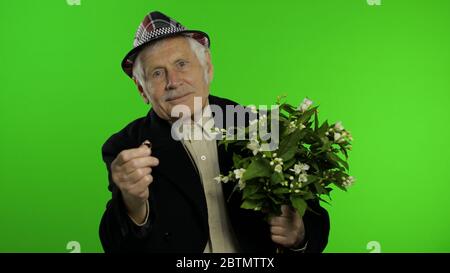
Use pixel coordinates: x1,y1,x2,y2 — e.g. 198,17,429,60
166,92,193,102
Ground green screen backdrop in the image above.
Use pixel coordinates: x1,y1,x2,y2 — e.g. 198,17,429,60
1,0,449,253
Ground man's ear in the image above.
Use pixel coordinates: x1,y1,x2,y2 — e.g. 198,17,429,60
205,51,214,84
133,78,150,104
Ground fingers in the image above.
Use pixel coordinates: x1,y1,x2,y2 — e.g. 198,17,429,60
130,175,153,193
271,234,290,246
125,167,152,183
269,216,289,227
270,219,301,247
111,141,159,189
113,144,152,166
270,226,286,235
122,175,153,197
120,156,159,174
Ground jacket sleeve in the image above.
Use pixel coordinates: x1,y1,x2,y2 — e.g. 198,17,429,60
302,199,330,253
98,128,154,253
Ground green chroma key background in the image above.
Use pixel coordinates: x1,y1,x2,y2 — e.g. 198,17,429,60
1,0,449,252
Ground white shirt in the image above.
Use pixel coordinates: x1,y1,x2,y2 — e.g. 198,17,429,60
180,103,239,253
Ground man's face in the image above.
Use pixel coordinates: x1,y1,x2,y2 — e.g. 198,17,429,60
137,36,213,121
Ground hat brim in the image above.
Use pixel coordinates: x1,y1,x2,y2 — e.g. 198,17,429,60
121,30,210,79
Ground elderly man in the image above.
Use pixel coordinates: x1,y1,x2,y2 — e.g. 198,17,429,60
99,11,330,253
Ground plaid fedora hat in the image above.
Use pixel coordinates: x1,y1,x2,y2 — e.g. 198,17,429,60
121,11,210,78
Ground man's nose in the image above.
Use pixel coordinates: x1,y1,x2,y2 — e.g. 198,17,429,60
165,69,181,90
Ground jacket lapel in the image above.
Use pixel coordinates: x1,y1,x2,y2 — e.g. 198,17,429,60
141,110,209,235
137,95,241,241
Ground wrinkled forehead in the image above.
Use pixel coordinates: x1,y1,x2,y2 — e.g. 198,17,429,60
138,36,193,65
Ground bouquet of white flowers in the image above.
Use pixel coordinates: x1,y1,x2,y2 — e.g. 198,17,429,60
214,97,355,218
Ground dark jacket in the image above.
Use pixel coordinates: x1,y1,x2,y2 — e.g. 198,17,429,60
99,95,330,253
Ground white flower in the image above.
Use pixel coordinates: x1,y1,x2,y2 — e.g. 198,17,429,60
298,98,313,112
249,118,259,132
259,114,267,127
334,121,344,132
213,176,221,183
289,121,296,129
233,169,246,190
249,118,258,126
342,176,356,188
234,168,246,180
248,105,258,114
298,173,308,183
334,132,342,142
212,127,228,138
290,163,310,175
246,139,260,155
238,179,246,190
214,175,230,184
274,164,283,173
348,132,354,141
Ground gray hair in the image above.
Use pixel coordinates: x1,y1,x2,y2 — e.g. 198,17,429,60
132,36,210,92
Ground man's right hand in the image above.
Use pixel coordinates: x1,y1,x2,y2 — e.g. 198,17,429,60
111,140,159,224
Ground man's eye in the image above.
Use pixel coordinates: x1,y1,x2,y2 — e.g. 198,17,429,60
178,61,187,68
152,70,164,78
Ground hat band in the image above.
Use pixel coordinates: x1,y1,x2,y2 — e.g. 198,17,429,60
133,26,187,47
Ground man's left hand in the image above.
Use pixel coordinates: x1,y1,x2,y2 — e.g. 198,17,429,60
268,205,305,248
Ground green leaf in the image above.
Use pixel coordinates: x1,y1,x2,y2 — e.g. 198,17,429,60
298,106,318,124
310,161,319,172
270,171,284,185
314,183,326,194
328,152,349,170
290,195,307,217
316,120,329,136
280,103,296,114
268,194,283,205
278,129,302,161
282,157,297,171
232,153,242,166
333,180,348,192
242,184,260,199
246,193,267,200
318,137,331,153
242,158,272,181
273,187,290,194
303,175,319,186
302,191,315,200
339,145,349,159
241,199,263,210
317,195,332,205
314,109,319,131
